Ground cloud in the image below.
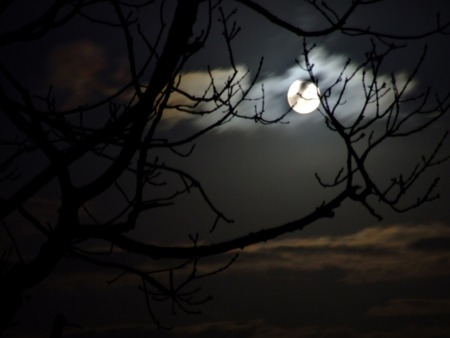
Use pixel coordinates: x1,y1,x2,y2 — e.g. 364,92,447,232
160,65,250,126
229,223,450,283
161,46,416,132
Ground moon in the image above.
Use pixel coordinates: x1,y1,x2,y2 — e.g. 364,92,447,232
287,80,320,114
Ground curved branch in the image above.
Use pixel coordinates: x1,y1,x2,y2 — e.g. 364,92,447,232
95,189,349,259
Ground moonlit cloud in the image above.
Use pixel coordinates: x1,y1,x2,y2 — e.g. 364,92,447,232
228,223,450,284
161,65,250,125
162,46,416,132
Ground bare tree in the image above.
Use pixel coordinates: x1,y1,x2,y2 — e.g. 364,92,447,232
1,0,449,334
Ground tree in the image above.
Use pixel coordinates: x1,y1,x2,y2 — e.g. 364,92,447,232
1,0,449,335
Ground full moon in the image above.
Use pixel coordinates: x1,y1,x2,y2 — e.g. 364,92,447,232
287,80,320,114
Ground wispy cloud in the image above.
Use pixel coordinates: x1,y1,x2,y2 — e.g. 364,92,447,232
161,46,416,132
231,223,450,283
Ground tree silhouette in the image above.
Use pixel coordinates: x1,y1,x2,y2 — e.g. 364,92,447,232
1,0,449,335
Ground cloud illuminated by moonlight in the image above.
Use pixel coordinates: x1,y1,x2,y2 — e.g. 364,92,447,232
160,65,250,125
164,47,416,132
213,223,450,284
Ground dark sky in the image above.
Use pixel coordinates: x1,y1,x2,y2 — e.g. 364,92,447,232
2,0,450,337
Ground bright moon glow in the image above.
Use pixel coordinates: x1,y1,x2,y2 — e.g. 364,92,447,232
287,80,320,114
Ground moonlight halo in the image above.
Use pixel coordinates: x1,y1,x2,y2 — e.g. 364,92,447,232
287,80,320,114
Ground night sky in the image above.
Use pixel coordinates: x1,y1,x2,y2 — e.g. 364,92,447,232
2,0,450,337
